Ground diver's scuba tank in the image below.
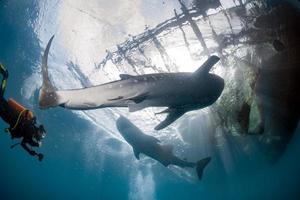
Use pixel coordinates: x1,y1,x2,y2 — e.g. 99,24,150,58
5,98,34,136
7,98,34,120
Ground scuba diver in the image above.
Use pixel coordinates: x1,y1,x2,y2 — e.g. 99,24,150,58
0,63,45,161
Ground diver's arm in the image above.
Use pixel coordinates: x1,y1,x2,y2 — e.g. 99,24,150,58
21,139,44,161
27,139,40,147
21,139,37,156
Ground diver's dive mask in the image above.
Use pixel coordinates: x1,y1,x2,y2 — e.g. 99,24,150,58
33,125,46,145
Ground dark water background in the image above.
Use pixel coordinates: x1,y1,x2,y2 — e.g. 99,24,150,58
0,0,300,199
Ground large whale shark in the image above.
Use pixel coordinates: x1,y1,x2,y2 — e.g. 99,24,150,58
116,116,211,180
39,36,224,130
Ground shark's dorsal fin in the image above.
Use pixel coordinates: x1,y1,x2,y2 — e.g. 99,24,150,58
193,55,220,77
133,148,140,160
154,108,186,130
120,74,134,80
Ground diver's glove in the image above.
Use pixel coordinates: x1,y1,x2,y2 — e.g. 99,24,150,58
37,153,44,162
29,150,43,161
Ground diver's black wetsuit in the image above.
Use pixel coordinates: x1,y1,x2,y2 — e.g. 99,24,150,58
0,64,42,160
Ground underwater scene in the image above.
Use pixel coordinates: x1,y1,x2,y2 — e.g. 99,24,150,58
0,0,300,199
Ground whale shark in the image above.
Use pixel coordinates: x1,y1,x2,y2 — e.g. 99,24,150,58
39,36,224,130
116,116,211,180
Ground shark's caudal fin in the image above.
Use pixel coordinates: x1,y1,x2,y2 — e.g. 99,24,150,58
196,157,211,180
193,55,220,77
39,35,59,109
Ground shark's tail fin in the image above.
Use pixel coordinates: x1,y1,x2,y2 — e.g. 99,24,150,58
39,35,59,109
196,157,211,180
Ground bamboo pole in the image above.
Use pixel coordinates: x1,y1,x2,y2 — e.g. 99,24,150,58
178,0,210,56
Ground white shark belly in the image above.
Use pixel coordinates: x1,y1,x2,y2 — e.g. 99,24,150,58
57,80,150,110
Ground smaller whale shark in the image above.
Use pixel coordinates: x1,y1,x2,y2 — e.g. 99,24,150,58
116,116,211,180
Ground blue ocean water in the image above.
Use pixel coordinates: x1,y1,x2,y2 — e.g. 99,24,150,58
0,0,300,200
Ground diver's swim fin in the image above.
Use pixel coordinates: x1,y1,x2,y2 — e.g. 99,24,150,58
196,157,211,180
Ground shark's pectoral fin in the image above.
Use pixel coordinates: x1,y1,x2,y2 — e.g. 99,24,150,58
154,109,186,130
133,148,140,160
119,74,134,80
196,157,211,180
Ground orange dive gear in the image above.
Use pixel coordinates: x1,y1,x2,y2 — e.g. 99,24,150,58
7,98,34,120
4,98,34,135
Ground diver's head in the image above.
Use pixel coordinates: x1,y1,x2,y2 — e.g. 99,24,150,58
33,124,46,146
